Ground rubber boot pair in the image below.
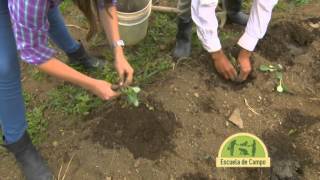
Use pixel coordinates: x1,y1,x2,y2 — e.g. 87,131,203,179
67,43,106,69
3,132,53,180
173,0,249,59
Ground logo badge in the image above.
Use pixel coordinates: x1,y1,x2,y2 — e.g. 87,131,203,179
216,133,270,168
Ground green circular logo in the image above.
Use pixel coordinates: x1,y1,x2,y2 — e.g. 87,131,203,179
216,133,270,167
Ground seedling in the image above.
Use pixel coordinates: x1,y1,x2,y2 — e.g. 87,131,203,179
117,86,141,107
259,64,287,93
276,72,284,93
259,64,283,72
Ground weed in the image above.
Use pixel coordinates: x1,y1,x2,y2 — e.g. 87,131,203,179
48,85,103,116
27,106,47,144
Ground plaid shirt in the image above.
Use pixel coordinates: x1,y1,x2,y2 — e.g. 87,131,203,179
7,0,116,65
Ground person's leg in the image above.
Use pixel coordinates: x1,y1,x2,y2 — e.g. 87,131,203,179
47,6,80,53
0,0,27,145
1,1,53,179
173,0,192,59
48,6,106,68
223,0,249,26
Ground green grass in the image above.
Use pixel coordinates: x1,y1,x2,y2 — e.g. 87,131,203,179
24,92,48,144
48,85,103,116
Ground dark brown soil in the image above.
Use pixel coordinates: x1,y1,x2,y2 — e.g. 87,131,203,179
87,100,181,160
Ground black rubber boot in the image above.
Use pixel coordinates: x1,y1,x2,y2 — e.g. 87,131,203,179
173,17,192,59
3,132,53,180
67,43,106,69
224,0,249,26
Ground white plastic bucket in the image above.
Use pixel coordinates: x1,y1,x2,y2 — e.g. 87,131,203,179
117,0,152,45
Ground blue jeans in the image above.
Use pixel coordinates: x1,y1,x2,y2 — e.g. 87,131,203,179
0,0,80,144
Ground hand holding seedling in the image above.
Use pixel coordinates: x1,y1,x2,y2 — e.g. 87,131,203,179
114,54,134,86
89,80,119,100
211,50,237,80
211,49,252,82
112,85,141,107
237,49,252,81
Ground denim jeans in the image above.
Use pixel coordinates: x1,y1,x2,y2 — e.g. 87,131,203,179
0,0,80,144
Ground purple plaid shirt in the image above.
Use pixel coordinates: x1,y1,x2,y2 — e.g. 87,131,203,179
7,0,116,65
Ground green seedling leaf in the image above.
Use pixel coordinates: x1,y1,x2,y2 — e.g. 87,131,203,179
229,54,237,67
259,64,271,72
120,86,141,107
259,64,277,72
275,72,283,80
131,87,141,93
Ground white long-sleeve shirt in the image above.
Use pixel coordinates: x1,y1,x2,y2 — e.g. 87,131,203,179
191,0,278,52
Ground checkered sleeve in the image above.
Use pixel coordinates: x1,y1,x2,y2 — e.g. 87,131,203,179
8,0,55,65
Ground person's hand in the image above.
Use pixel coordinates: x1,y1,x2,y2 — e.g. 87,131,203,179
114,52,134,86
211,50,237,80
237,48,252,81
88,79,119,100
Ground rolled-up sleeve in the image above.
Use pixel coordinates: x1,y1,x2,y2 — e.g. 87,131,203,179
8,0,55,65
191,0,221,53
238,0,278,51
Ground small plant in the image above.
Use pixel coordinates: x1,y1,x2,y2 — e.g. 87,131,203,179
120,86,141,107
259,64,283,72
259,64,287,93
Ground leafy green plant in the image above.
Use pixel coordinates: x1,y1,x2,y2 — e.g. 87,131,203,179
259,64,287,93
120,86,141,107
112,85,141,107
48,85,102,116
27,106,47,144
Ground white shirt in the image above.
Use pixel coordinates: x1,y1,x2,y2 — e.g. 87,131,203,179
191,0,278,52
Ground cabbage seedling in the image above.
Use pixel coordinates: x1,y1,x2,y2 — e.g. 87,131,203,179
120,86,141,107
276,72,284,93
259,64,287,93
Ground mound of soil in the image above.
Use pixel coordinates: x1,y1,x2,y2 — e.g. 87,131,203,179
257,19,319,66
88,100,181,160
